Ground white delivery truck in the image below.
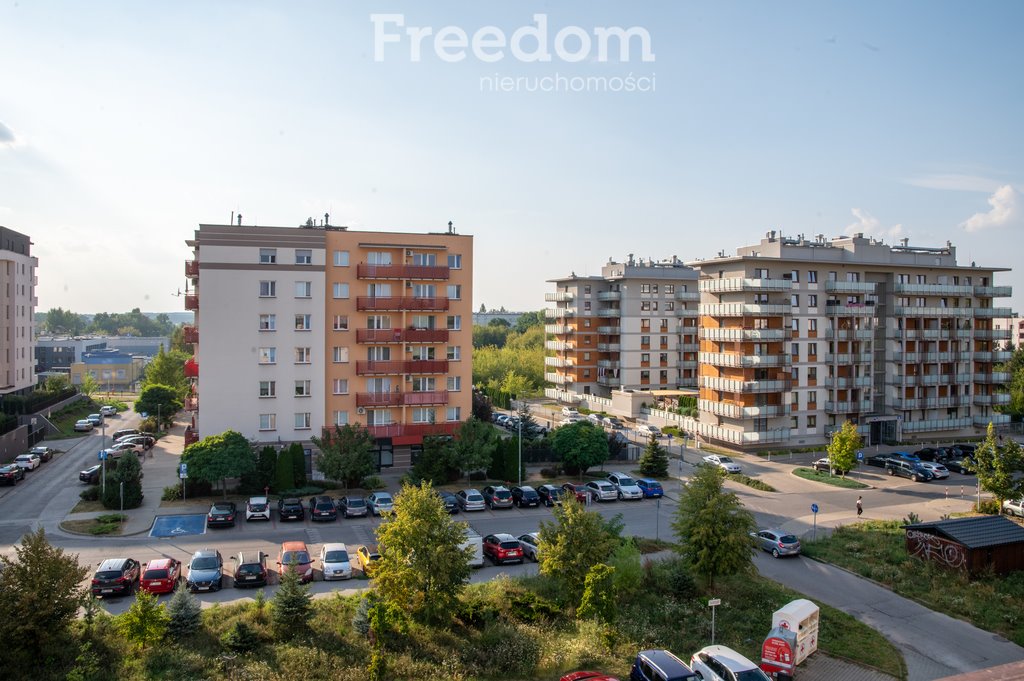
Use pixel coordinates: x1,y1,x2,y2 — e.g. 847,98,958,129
462,526,484,568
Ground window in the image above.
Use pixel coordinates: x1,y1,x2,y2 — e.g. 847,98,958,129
446,406,461,421
412,408,435,423
411,346,435,361
584,301,592,311
659,370,668,383
259,380,276,398
641,353,650,364
334,250,350,267
333,411,349,426
447,346,460,360
583,318,591,327
446,375,461,391
640,335,650,346
916,274,926,284
808,342,817,357
332,378,349,395
808,294,817,307
295,380,311,397
641,319,650,331
808,367,817,382
665,301,675,311
295,249,312,265
295,347,311,364
447,254,462,269
807,390,817,405
294,413,311,429
294,314,311,331
259,314,276,331
259,248,277,264
412,377,435,391
808,270,818,283
447,284,461,300
333,315,349,331
665,284,675,293
584,285,591,295
828,271,837,281
652,284,659,293
640,284,651,293
791,319,799,333
259,414,276,431
659,353,668,365
791,343,799,359
640,370,650,381
791,294,799,307
412,252,436,266
259,281,276,297
446,315,461,330
333,282,349,299
333,347,349,363
807,415,817,428
641,301,651,311
368,251,393,265
808,318,817,332
790,270,799,283
295,281,312,298
258,347,276,364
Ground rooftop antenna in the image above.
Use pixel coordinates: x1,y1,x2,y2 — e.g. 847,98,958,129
230,211,234,226
237,213,243,226
448,220,454,234
325,212,330,227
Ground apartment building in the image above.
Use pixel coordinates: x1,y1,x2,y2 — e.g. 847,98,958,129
0,227,37,395
185,221,472,469
693,232,1012,448
545,255,700,397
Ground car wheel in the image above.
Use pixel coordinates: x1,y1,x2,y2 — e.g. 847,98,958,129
772,549,781,559
617,492,623,500
888,469,895,476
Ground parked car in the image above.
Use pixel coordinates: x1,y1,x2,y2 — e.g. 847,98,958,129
483,533,524,564
119,435,155,450
91,557,141,597
562,482,590,503
494,414,510,428
456,488,486,511
79,464,101,484
319,542,353,581
943,457,975,475
232,551,268,588
483,485,514,509
206,501,237,528
277,541,314,583
562,406,580,417
338,495,370,518
108,441,144,457
751,529,802,558
952,443,977,457
637,424,662,437
914,448,940,462
13,453,41,471
277,497,305,521
511,485,541,508
587,413,604,425
186,549,224,592
886,459,934,482
517,532,541,562
893,451,921,463
74,419,94,432
308,495,338,522
630,649,699,681
636,478,664,498
355,544,380,575
866,453,893,468
366,491,395,516
0,464,26,485
538,484,564,506
812,457,835,473
603,416,624,429
245,496,271,521
702,454,741,474
1003,498,1024,518
86,413,104,427
607,472,644,500
561,672,619,681
689,645,771,681
111,428,140,441
433,490,459,513
586,480,619,502
29,446,55,462
99,405,118,417
919,461,950,480
140,558,181,595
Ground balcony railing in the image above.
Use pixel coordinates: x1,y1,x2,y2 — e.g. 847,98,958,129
824,281,877,294
356,296,449,311
545,356,573,368
698,352,791,368
596,291,621,301
183,326,198,344
893,351,971,363
356,263,450,280
597,325,620,334
596,307,621,317
893,283,973,295
546,340,575,351
974,286,1013,298
825,303,877,317
184,358,198,378
366,422,460,439
824,353,873,363
403,390,450,405
356,392,403,407
974,414,1011,428
974,329,1012,340
545,307,576,318
901,418,972,433
700,303,789,317
545,372,571,384
699,377,791,393
545,324,572,335
824,328,874,340
894,396,971,410
700,328,790,342
700,278,792,293
975,372,1011,383
824,376,872,388
597,343,621,352
405,360,450,374
890,373,971,386
676,290,701,301
893,307,972,317
698,400,790,418
355,360,450,375
825,400,872,413
545,291,575,302
184,294,199,311
355,328,450,344
974,307,1014,318
185,260,199,277
974,351,1013,362
676,308,700,317
973,393,1010,406
597,359,620,369
405,328,449,343
597,375,622,387
694,423,791,444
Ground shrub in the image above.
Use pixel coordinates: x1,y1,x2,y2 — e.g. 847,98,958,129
161,485,181,502
577,563,616,623
975,499,1001,515
221,620,260,652
475,622,541,677
609,540,643,597
80,486,100,501
277,486,325,496
506,590,560,623
139,416,158,433
361,475,385,490
539,466,561,478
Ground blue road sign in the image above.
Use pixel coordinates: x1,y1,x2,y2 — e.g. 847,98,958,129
857,451,864,460
98,450,107,461
811,503,819,514
141,412,148,418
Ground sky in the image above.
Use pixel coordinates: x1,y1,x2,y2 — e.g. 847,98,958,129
1,1,1022,315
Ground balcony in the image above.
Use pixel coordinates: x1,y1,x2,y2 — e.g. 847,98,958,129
545,307,576,319
355,328,449,344
676,308,700,317
825,400,872,413
675,290,701,301
596,307,621,317
597,325,620,334
545,356,573,368
824,281,877,294
546,340,575,351
893,283,973,295
698,352,791,368
597,359,620,369
824,376,872,389
825,328,874,340
824,353,873,363
680,342,700,352
546,372,571,384
974,307,1014,318
974,329,1012,341
974,351,1013,362
700,303,789,317
597,375,621,387
597,342,621,352
184,357,198,378
700,278,792,293
974,286,1013,298
694,423,791,445
596,291,621,301
825,303,877,317
890,373,971,386
893,352,971,363
367,422,460,439
545,291,575,302
356,296,449,311
184,294,199,311
700,328,790,342
974,393,1010,406
894,396,971,410
974,414,1011,428
356,392,403,407
698,400,790,418
902,418,972,433
405,360,450,374
354,360,449,375
185,260,199,277
699,377,791,393
356,263,450,280
545,324,572,335
403,390,449,406
183,325,198,344
974,372,1011,383
406,328,449,343
893,307,972,317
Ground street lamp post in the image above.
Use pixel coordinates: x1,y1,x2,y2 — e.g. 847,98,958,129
517,418,523,487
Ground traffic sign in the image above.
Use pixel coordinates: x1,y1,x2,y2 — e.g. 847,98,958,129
811,503,819,514
857,451,864,461
179,463,188,479
708,598,721,607
141,412,148,418
98,450,107,461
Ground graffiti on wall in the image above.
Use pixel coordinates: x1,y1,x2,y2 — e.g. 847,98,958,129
906,530,967,570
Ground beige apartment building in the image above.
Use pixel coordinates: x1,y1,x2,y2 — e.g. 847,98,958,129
545,256,700,397
0,227,37,395
185,220,472,469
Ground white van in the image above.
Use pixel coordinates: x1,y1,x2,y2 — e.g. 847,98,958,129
462,526,484,568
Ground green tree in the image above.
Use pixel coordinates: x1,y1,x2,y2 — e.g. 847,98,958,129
44,373,71,393
473,324,509,349
102,451,144,510
271,563,313,640
827,420,861,475
471,390,493,422
135,383,183,428
44,307,86,335
608,540,643,597
313,424,377,490
538,497,621,604
142,346,191,399
514,309,545,334
451,417,499,479
165,582,201,639
79,372,98,397
373,482,473,623
970,423,1024,509
289,442,307,488
221,621,259,652
550,421,609,476
116,589,169,650
488,436,520,482
577,563,616,623
410,434,457,485
169,325,187,353
0,528,88,665
638,434,670,477
275,446,295,491
672,464,756,588
241,445,277,494
181,430,256,497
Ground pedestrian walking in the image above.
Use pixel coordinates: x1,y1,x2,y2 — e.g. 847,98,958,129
856,496,863,517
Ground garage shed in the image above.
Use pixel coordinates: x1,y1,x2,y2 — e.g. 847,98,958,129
903,515,1024,576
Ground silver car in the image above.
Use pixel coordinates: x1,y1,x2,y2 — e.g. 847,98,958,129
365,492,394,516
607,472,643,500
751,529,801,558
919,461,950,480
517,532,541,562
585,480,618,502
319,542,353,581
456,488,486,511
703,454,742,474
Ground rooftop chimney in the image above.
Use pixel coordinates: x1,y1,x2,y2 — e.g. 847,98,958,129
237,213,243,226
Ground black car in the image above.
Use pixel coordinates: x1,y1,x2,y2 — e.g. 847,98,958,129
207,501,237,528
952,443,977,457
79,464,102,484
866,454,893,468
943,458,975,474
232,551,268,588
886,459,934,482
308,495,338,522
913,448,939,462
0,464,25,486
511,485,540,508
91,557,141,597
537,484,563,506
436,491,459,514
278,497,305,521
29,446,56,462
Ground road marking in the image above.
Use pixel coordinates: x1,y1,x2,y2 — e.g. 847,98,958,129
305,527,323,545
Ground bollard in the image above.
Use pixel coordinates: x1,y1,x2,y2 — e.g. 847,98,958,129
946,486,948,499
961,485,964,499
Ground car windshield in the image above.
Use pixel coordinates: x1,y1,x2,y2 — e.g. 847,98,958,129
499,541,520,550
282,499,301,507
315,501,334,509
15,456,28,461
521,489,537,496
191,557,219,570
95,571,122,580
467,494,483,502
646,482,662,489
736,669,772,681
324,550,349,563
376,496,393,504
249,503,267,511
780,535,799,544
618,477,635,486
143,569,168,579
719,456,734,463
282,551,310,564
212,505,232,513
494,490,511,499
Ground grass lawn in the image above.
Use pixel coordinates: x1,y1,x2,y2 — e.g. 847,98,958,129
60,513,126,535
803,520,1024,646
793,467,870,489
48,399,105,437
727,472,777,492
71,498,106,513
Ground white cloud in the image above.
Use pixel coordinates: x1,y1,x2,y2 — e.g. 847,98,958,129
961,185,1018,232
845,208,904,241
903,173,1000,193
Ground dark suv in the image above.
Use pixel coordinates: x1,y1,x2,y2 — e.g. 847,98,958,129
308,495,338,522
886,459,934,482
232,551,268,588
630,649,699,681
278,497,305,521
91,557,141,597
511,485,540,508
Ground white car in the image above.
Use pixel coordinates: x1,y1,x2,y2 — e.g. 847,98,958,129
74,419,94,432
13,453,41,470
606,472,644,500
366,492,394,516
637,424,662,437
703,454,742,474
563,414,585,424
918,462,950,480
99,405,117,417
585,480,618,502
245,496,271,521
602,416,624,429
561,406,580,417
1003,499,1024,518
319,542,353,581
690,645,771,681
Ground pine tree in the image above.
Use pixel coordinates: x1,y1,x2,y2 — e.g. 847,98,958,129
275,446,295,492
638,434,669,477
289,442,307,488
165,582,201,639
272,563,313,639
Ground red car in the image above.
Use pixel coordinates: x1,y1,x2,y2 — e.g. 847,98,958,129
560,673,619,681
482,533,524,565
140,558,181,595
561,482,589,503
